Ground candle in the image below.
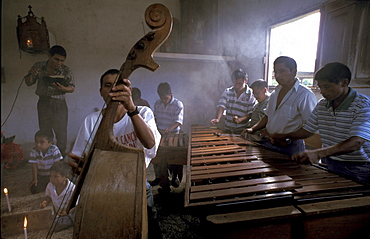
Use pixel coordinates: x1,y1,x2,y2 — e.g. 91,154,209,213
23,216,28,239
3,188,11,212
26,38,33,48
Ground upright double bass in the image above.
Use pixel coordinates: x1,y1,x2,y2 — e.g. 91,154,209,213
56,4,172,239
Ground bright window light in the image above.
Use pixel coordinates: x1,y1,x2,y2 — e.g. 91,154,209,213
268,11,321,86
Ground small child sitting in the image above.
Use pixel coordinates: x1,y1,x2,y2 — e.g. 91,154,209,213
29,129,63,194
40,161,77,232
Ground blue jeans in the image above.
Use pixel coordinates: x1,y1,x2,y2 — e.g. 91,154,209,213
260,138,305,156
326,158,370,185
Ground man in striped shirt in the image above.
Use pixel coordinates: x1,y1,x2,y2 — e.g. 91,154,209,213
210,69,256,133
152,82,184,193
271,62,370,185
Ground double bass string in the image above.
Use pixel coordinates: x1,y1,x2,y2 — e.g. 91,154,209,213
46,72,122,238
70,70,123,182
46,98,107,239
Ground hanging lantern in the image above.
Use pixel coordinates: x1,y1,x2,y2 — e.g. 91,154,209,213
17,5,50,54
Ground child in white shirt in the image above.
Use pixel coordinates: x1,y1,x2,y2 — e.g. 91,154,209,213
40,161,77,232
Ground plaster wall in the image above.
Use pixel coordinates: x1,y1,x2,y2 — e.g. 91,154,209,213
2,0,366,151
1,0,183,147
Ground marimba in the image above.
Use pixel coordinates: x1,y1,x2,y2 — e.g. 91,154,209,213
185,125,370,239
151,133,188,165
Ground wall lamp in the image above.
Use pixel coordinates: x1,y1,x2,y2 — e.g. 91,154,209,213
17,5,50,54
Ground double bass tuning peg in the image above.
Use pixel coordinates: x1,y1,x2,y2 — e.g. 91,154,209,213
135,41,145,50
128,51,137,60
145,32,155,41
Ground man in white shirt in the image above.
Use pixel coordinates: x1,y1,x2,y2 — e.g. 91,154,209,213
69,69,162,238
243,56,317,155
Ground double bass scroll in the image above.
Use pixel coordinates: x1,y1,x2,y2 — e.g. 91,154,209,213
118,3,173,81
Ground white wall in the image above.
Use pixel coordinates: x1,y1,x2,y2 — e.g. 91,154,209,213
1,0,182,147
3,0,367,152
2,0,232,151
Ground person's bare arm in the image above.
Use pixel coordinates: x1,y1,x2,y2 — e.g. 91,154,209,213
210,106,225,125
129,113,156,148
292,136,366,164
164,122,181,134
110,79,155,149
233,113,252,124
68,152,84,176
40,196,52,208
249,115,268,133
25,68,39,86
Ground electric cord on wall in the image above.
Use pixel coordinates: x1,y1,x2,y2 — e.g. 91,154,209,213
1,77,25,127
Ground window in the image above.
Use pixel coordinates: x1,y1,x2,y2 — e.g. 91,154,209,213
267,11,321,86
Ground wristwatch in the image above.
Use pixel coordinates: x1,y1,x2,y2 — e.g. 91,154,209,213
285,138,292,144
127,106,139,117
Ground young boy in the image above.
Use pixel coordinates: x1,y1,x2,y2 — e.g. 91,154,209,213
40,161,77,232
29,129,63,194
248,79,270,129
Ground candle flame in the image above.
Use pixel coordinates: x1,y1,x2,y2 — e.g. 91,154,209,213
3,188,8,194
27,39,32,43
24,217,28,228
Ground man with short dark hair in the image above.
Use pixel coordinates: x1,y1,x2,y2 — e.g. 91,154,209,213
244,56,317,156
152,82,184,194
210,69,256,133
154,82,183,134
25,45,75,157
271,62,370,184
132,87,151,108
69,69,162,237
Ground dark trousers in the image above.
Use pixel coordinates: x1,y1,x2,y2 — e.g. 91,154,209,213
147,181,162,238
260,138,305,156
37,97,68,156
30,174,49,194
325,157,370,185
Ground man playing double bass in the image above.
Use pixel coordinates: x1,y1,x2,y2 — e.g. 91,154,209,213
68,69,162,238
